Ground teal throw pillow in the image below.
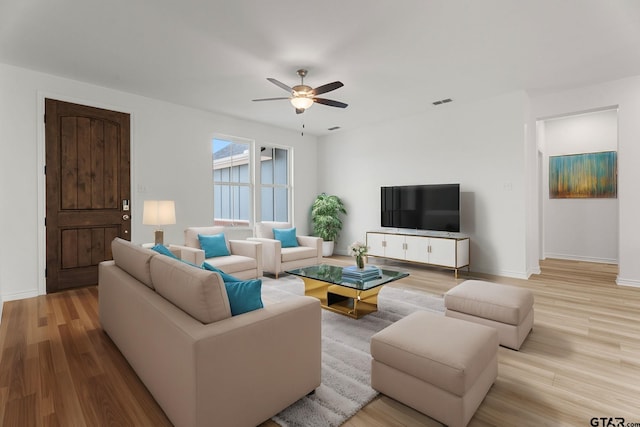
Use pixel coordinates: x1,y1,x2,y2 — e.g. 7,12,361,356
202,262,242,282
225,279,263,316
273,227,298,248
153,244,204,268
152,244,179,259
198,233,230,258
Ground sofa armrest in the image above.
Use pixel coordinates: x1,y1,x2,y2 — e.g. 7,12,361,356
296,235,323,263
169,244,205,265
228,239,261,258
296,235,322,251
228,239,263,277
247,237,281,275
195,296,322,426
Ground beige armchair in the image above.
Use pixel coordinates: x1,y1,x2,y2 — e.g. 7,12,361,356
170,226,262,280
248,221,322,279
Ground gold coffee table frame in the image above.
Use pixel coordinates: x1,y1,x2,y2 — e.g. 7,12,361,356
287,264,409,319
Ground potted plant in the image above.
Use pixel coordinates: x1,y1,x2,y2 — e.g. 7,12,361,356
311,193,347,256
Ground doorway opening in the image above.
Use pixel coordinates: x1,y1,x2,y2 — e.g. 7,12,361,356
537,108,619,267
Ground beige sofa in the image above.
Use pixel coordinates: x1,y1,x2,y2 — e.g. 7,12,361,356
99,238,321,427
248,221,322,278
170,226,263,279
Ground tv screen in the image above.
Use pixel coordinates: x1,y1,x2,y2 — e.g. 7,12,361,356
381,184,460,232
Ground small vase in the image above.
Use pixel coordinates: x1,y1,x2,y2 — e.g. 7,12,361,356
356,255,365,269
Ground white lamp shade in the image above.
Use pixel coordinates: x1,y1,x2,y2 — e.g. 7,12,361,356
142,200,176,226
290,96,314,109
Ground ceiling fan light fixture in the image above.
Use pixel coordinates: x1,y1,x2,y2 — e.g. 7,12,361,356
254,69,346,113
290,96,314,109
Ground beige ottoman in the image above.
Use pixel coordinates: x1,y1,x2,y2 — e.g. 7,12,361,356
445,280,534,350
370,311,498,427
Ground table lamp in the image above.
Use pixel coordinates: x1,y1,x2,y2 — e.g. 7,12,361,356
142,200,176,245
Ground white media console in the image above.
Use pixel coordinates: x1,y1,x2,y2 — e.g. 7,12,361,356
366,229,470,278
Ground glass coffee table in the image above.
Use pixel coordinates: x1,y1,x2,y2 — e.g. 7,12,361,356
286,264,409,319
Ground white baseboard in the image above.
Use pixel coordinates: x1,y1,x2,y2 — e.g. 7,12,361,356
469,266,529,280
2,289,39,302
543,252,618,265
527,265,542,277
616,277,640,288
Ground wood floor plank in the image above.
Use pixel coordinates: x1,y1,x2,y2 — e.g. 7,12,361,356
3,393,37,427
84,329,172,426
1,257,639,426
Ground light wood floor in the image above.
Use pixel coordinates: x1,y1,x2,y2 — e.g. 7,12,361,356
1,258,639,426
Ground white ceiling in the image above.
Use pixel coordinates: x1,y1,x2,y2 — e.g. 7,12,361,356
2,0,640,136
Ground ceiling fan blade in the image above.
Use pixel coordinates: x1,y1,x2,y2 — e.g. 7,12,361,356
267,78,294,93
295,108,305,114
311,81,344,96
252,97,290,102
313,98,348,108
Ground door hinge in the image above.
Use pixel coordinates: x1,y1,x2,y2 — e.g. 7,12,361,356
44,114,46,123
44,217,46,226
44,165,46,175
45,268,47,278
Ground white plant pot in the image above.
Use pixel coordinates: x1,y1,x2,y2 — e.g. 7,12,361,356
322,241,335,257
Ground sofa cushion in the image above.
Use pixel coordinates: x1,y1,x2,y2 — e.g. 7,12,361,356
205,255,257,275
111,237,155,289
151,244,179,259
150,255,231,324
153,244,204,269
198,233,231,258
202,262,241,282
281,246,317,262
255,221,291,240
273,227,299,248
225,279,263,316
184,226,227,249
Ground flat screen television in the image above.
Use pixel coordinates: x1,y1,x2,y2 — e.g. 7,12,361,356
381,184,460,232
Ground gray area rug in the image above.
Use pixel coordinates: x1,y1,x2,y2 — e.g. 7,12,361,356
261,275,445,427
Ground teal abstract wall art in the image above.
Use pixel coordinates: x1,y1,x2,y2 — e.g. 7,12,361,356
549,151,617,199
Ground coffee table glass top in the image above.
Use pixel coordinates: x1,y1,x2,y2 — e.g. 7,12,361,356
286,264,409,291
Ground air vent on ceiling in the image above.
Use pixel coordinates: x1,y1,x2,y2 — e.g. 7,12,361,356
432,98,453,106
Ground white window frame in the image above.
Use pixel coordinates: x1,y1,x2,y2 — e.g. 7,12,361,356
256,143,293,224
212,134,254,227
212,135,293,228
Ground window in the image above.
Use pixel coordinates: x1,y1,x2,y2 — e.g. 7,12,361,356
212,137,252,226
260,146,290,222
212,137,291,226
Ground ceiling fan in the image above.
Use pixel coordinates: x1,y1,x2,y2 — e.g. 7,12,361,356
252,69,348,114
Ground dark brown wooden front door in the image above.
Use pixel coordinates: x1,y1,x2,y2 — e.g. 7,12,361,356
45,99,131,293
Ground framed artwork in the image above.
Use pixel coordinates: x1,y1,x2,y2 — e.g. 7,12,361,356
549,151,617,199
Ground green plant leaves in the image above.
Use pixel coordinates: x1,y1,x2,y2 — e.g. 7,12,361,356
311,193,347,241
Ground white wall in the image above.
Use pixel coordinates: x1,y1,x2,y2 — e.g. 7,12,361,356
524,98,541,277
531,75,640,287
318,91,530,278
0,62,318,301
0,69,4,316
3,61,639,301
541,110,618,263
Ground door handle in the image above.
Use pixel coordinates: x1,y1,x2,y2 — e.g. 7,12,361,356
122,214,130,220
